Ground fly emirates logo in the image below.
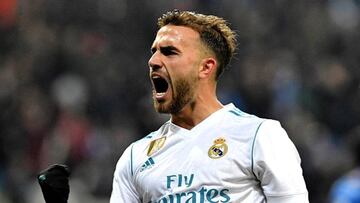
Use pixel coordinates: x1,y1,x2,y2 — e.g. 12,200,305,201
149,174,231,203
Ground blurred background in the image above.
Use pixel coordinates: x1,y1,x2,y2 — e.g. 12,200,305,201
0,0,359,202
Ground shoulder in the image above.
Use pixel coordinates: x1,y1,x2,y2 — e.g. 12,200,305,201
251,117,296,162
114,121,171,175
217,104,289,157
222,104,298,160
254,118,291,149
132,120,171,149
221,104,279,137
118,121,171,162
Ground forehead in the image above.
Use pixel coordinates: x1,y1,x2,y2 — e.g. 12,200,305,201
152,25,200,48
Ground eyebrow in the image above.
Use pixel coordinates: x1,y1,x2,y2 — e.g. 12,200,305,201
151,45,180,54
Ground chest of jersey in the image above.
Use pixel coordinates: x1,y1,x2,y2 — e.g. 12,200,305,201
133,124,263,202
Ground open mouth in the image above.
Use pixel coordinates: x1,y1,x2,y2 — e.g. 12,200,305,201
152,76,169,94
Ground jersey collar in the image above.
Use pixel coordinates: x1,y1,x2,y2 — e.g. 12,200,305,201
168,103,235,134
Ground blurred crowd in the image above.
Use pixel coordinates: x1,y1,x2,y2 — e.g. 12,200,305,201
0,0,359,202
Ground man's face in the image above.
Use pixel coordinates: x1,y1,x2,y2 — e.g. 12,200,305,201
148,25,203,114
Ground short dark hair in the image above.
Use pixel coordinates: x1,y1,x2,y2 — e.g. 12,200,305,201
158,10,237,80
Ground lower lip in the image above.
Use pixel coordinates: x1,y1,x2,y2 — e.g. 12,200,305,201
153,89,170,101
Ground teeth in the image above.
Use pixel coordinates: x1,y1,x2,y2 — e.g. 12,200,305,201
152,75,161,79
155,92,166,99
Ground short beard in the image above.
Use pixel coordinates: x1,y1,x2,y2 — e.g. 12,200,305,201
154,76,196,114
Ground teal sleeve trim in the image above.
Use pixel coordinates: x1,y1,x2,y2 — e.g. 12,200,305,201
228,108,251,117
251,121,265,179
130,144,134,176
229,109,242,116
145,132,155,139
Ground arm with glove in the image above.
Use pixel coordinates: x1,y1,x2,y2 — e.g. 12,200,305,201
37,164,70,203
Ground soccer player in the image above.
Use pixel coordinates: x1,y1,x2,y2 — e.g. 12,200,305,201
110,10,308,203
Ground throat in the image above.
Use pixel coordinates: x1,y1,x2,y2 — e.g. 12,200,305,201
171,116,196,130
170,100,223,130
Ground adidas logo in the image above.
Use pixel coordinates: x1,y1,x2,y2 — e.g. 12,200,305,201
140,157,155,172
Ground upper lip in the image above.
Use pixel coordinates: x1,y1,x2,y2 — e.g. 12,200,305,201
150,72,168,82
150,72,164,79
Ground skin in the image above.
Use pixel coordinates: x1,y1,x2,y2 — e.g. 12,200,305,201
148,25,223,130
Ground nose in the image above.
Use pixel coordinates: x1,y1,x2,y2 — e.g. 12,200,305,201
148,52,162,71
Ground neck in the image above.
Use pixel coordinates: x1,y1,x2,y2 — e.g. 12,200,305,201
171,88,223,130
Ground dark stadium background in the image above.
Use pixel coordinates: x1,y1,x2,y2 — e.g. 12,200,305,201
0,0,359,202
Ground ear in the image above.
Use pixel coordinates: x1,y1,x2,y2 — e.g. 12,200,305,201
199,57,217,79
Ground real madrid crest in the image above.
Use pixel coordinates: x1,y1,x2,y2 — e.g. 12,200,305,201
147,136,166,156
208,137,228,159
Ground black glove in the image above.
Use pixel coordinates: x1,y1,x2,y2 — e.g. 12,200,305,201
37,164,70,203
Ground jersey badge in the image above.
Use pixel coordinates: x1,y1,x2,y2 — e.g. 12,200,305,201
147,136,166,156
208,137,228,159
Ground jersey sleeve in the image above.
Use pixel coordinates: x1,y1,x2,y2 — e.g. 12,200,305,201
252,120,308,203
110,143,141,203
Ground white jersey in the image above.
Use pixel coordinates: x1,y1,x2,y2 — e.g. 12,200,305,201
110,104,308,203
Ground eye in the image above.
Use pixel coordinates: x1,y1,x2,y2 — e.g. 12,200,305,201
150,47,157,54
160,47,178,56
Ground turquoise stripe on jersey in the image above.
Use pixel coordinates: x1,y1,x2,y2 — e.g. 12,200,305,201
130,144,134,176
145,132,155,139
229,108,248,117
149,157,155,165
234,108,249,116
251,121,265,179
229,110,242,116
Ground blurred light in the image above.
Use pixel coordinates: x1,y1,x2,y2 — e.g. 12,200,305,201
328,0,359,31
52,74,89,112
